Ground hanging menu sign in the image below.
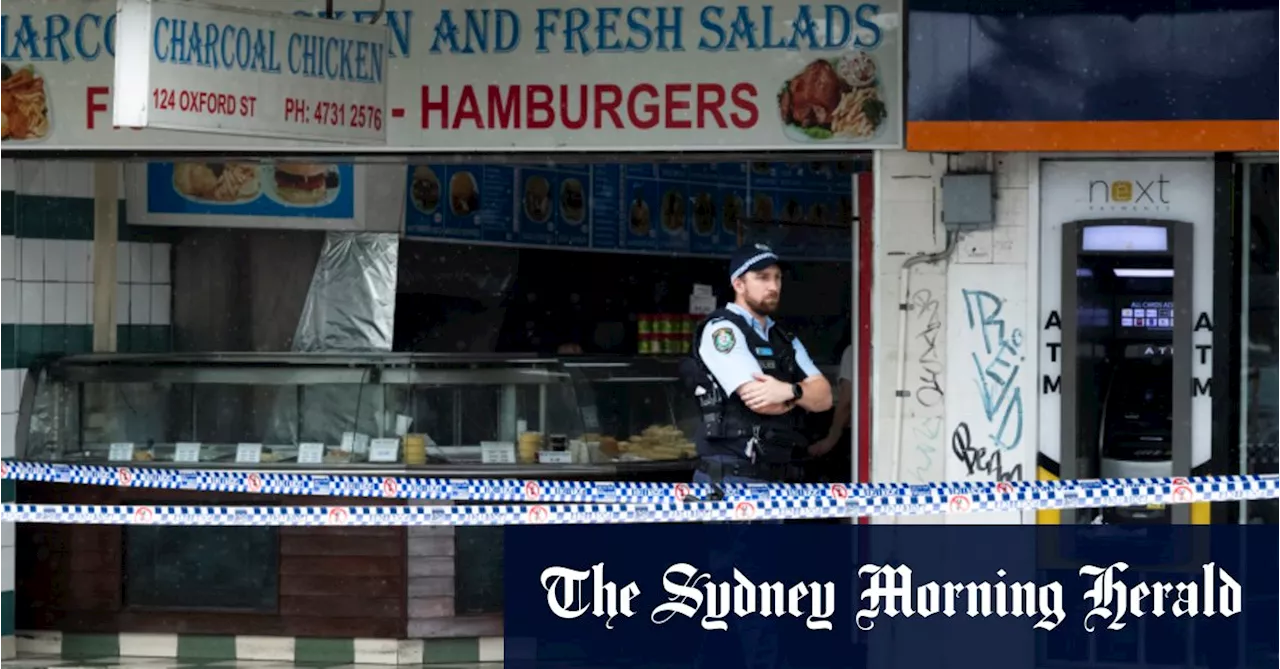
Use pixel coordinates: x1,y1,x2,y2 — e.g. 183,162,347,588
403,160,858,261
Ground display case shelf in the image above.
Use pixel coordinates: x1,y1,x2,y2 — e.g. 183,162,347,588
17,352,705,475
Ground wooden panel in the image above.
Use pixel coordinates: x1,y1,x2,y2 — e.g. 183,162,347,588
280,556,402,577
403,504,505,637
280,526,402,538
409,597,454,619
281,575,401,598
407,577,452,598
16,482,408,639
406,557,454,578
280,596,402,619
407,535,456,558
281,534,403,557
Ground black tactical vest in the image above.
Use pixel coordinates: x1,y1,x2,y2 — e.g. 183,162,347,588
683,308,809,463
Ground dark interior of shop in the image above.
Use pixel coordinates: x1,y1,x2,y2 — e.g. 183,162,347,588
393,241,852,359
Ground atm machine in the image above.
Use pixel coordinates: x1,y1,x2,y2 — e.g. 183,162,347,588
1060,220,1193,525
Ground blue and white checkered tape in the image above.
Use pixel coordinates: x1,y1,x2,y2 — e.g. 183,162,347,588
2,474,1277,525
4,460,1277,506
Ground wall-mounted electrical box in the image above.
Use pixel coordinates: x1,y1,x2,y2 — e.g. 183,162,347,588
941,173,995,230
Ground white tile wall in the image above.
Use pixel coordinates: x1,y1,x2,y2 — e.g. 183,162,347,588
10,160,95,199
1,280,15,325
3,239,172,327
3,158,177,655
1,370,25,416
3,239,170,327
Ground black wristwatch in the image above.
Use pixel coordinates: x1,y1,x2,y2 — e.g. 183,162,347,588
791,383,804,401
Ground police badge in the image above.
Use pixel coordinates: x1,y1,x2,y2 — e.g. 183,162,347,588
712,327,736,353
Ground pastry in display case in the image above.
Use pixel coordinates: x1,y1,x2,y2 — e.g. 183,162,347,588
15,353,704,472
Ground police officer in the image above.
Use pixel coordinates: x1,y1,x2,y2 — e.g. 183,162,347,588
685,243,834,486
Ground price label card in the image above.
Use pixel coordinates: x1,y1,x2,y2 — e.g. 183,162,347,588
298,443,326,464
236,443,263,463
481,441,517,464
690,294,717,315
342,432,371,455
108,443,135,462
538,450,573,464
174,442,202,463
369,438,400,463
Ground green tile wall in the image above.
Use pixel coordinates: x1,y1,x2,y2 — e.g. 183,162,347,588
2,195,178,243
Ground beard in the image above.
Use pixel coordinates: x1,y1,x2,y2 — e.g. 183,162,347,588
746,294,779,316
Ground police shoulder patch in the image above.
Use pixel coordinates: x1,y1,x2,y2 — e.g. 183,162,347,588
711,327,736,353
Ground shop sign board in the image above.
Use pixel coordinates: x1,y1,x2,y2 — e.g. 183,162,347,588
112,0,389,144
2,0,902,152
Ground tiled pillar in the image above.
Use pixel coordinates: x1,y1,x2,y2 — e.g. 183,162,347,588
2,158,21,659
0,159,176,657
870,151,1034,500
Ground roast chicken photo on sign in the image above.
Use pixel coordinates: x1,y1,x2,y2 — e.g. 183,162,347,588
778,53,887,141
1,64,51,142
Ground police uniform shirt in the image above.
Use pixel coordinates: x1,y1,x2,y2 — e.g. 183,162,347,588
698,302,823,395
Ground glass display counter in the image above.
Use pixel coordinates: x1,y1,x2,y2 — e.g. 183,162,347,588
12,352,839,634
16,352,702,477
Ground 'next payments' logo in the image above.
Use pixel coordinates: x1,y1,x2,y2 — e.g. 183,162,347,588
1086,174,1172,212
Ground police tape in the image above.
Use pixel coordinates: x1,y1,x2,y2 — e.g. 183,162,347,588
2,460,1278,505
2,475,1278,526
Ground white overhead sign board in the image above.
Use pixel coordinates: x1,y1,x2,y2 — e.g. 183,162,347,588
112,0,389,144
3,0,901,152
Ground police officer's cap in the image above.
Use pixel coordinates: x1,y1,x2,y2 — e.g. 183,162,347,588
729,243,782,281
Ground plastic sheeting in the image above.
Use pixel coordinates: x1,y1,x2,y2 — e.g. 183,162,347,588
266,232,402,447
293,232,399,353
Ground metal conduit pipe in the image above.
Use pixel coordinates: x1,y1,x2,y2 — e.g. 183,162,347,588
889,231,959,484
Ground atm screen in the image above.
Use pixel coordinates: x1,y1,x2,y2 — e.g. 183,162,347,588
1118,297,1173,333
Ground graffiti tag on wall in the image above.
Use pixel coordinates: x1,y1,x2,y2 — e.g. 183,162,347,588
908,287,946,483
952,289,1025,482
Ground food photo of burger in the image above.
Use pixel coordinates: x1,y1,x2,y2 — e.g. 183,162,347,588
268,163,340,207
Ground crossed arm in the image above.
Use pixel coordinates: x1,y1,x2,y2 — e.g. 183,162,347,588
699,321,833,416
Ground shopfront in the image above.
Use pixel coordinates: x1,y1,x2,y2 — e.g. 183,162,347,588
861,0,1277,526
1,0,898,661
